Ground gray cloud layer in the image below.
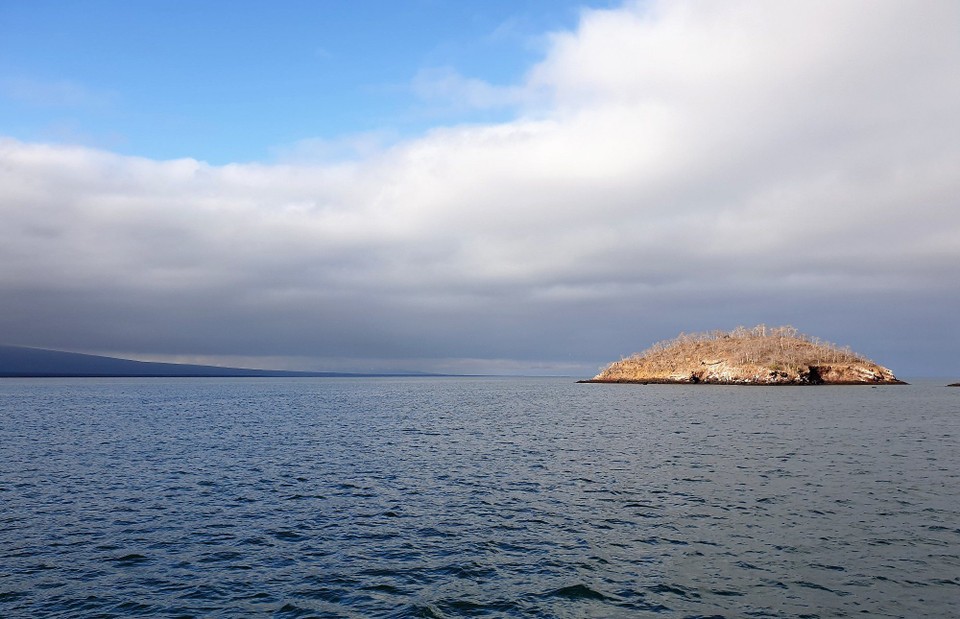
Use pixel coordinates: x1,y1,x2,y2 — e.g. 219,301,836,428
2,0,958,375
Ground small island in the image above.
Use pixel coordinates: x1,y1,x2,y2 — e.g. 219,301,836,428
581,325,906,385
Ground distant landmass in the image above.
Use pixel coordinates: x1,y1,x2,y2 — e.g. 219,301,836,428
580,325,906,385
0,345,432,378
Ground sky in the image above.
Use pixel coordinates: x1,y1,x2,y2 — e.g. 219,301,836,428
1,0,958,377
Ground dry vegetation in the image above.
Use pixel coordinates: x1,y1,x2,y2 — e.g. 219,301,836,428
635,325,869,368
589,325,902,384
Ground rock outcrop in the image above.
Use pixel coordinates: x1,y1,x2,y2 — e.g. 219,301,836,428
581,325,905,385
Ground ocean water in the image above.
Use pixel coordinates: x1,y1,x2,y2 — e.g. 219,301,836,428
1,377,958,618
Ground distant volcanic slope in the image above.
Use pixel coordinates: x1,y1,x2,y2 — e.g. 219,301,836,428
583,325,905,385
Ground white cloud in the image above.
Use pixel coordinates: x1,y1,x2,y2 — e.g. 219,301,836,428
270,131,400,164
0,76,115,108
1,0,959,374
411,66,531,110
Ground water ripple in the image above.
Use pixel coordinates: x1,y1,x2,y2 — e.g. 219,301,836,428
1,377,959,617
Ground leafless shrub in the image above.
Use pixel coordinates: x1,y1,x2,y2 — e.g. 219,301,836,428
623,325,873,374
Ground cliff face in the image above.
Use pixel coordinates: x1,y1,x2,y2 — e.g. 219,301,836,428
583,326,905,385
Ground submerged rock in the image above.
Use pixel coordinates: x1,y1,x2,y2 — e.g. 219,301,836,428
581,325,906,385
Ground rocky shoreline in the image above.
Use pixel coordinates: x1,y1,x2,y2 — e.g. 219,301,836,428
579,374,908,386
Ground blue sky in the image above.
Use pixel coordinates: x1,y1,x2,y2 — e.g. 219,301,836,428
1,1,958,377
1,0,615,163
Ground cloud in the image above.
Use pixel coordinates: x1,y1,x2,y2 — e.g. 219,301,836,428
1,0,959,374
0,76,115,108
411,66,530,111
270,131,400,164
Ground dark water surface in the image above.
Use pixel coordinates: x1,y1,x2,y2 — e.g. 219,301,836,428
1,377,958,618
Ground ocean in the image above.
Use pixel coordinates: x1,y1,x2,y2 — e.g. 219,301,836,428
1,377,957,618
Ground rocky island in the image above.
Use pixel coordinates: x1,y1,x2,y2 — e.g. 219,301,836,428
581,325,905,385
